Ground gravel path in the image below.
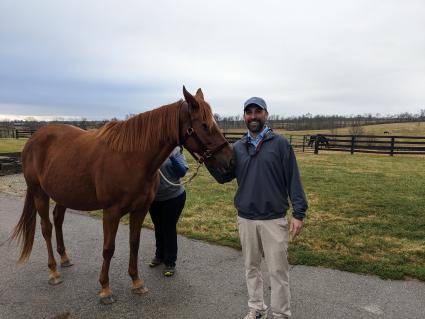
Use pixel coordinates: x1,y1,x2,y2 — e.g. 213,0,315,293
0,173,26,196
1,179,425,319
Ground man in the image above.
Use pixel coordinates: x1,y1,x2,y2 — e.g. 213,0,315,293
229,97,308,319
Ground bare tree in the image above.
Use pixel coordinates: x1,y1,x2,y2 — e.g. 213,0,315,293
348,117,364,136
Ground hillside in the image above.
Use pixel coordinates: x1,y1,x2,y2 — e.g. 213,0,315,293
224,121,425,136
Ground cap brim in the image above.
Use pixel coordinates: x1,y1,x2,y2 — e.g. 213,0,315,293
244,103,266,111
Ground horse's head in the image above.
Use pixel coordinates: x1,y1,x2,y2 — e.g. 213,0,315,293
179,86,234,181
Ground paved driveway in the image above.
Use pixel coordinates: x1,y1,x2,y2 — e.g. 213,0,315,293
1,192,424,319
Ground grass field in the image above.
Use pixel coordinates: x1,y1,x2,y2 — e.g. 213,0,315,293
117,150,425,281
290,121,425,136
225,121,425,137
1,126,424,281
0,138,27,153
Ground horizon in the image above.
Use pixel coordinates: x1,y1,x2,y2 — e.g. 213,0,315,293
1,109,424,123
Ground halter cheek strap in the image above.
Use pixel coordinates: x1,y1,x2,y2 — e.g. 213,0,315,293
179,102,229,164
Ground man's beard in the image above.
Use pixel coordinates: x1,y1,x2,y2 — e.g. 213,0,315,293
246,120,265,133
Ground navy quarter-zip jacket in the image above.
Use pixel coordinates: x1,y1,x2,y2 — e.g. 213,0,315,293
231,131,308,220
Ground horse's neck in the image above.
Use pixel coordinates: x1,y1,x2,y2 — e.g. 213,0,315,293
140,118,179,172
94,103,182,179
142,141,177,176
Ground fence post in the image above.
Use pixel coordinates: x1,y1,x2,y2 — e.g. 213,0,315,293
302,135,305,152
390,137,395,156
289,135,293,145
314,138,319,154
15,129,19,139
350,135,355,155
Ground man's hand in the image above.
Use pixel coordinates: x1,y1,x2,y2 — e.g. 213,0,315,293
289,218,303,240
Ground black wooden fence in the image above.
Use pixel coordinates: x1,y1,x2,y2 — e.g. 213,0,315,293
0,128,16,138
0,128,37,139
317,134,425,156
223,132,425,156
15,129,37,139
2,129,425,156
223,132,314,153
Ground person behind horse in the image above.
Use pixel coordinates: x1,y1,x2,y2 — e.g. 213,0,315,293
148,146,188,276
223,97,308,319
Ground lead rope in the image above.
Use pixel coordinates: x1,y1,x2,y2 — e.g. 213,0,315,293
159,161,203,186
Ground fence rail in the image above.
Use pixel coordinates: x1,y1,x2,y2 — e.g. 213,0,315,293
222,132,425,156
0,128,38,139
2,129,425,156
223,132,314,153
320,134,425,155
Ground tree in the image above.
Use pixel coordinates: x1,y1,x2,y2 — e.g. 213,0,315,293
348,116,364,136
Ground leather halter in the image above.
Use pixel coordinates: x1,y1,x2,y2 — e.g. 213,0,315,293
179,101,229,164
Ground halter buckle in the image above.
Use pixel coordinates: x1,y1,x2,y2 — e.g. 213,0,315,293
203,149,212,159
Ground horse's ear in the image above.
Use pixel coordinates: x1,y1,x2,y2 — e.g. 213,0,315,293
183,86,199,110
195,88,204,100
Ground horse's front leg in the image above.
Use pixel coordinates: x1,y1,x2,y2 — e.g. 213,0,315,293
128,209,149,295
99,208,121,305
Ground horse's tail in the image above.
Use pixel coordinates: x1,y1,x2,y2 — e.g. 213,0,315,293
10,190,37,264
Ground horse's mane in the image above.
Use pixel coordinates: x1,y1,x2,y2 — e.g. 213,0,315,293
95,100,182,152
95,99,216,152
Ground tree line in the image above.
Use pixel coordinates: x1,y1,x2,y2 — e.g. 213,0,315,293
214,109,425,131
1,109,424,136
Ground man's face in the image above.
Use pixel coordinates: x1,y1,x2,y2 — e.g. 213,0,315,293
243,105,268,134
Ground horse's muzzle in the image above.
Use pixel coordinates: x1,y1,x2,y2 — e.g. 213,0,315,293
205,159,235,184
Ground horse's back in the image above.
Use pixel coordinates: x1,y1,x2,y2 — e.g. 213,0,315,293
23,124,89,166
26,124,87,145
22,125,101,205
25,124,85,145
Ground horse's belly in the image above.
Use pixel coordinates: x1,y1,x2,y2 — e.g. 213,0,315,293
41,166,100,211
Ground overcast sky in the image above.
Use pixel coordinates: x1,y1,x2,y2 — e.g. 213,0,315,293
0,0,424,120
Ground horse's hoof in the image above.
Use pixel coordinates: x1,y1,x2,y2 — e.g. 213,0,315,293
132,286,149,295
99,295,115,305
60,260,74,268
48,276,63,285
53,312,70,319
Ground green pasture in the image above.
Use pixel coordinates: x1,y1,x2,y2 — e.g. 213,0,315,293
225,121,425,136
0,138,27,153
119,151,425,281
290,121,425,136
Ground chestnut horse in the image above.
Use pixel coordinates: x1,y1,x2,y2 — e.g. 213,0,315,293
11,87,233,304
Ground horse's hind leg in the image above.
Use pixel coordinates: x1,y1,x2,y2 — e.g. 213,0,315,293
33,192,62,285
53,204,73,267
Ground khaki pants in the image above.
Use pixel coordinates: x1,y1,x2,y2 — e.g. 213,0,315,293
238,216,291,318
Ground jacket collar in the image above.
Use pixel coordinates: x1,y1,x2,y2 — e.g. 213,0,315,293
241,129,275,144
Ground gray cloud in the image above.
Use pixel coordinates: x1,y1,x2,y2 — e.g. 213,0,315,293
0,0,424,119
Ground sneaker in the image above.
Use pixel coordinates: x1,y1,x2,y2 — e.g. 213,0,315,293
163,265,175,277
243,308,268,319
149,257,163,267
272,313,289,319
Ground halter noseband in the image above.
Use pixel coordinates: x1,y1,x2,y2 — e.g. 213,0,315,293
179,101,229,164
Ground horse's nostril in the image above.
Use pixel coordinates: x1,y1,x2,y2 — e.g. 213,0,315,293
229,158,235,168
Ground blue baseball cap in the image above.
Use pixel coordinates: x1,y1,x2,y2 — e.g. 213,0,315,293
244,97,267,112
